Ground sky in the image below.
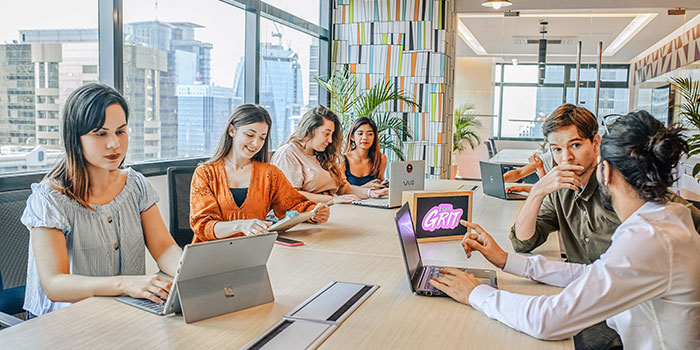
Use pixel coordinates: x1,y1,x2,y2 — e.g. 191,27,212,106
0,0,321,103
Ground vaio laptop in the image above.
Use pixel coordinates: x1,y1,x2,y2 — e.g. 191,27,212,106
116,233,277,323
394,203,497,297
479,161,527,200
353,160,425,209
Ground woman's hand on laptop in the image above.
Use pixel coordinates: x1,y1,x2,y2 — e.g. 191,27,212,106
369,188,389,198
460,221,508,270
119,274,172,304
235,219,271,236
332,194,361,204
505,185,531,194
428,268,483,305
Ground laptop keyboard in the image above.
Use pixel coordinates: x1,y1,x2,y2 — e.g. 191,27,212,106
425,267,444,291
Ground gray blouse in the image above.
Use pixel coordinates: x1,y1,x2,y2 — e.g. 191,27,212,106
21,168,159,316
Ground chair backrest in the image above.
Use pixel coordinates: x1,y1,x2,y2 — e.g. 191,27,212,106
485,139,494,158
0,189,31,291
167,166,197,248
489,138,498,154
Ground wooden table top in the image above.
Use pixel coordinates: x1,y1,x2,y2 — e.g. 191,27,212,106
0,179,572,349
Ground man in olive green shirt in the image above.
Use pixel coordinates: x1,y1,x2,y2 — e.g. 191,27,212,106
510,104,700,264
509,104,700,350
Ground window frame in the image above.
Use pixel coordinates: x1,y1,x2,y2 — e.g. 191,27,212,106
493,62,630,141
0,0,332,191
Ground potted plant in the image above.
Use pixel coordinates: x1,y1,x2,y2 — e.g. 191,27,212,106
452,103,482,179
671,77,700,177
316,68,420,160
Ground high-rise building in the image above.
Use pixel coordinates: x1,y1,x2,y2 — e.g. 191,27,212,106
234,41,303,149
176,84,241,158
0,44,36,147
308,39,319,108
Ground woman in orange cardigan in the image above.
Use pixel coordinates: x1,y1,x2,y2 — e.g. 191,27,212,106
190,104,330,242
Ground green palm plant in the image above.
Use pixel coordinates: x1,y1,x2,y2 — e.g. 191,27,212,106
452,104,482,155
316,68,420,160
671,77,700,177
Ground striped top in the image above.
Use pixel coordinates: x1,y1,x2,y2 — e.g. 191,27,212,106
21,168,159,316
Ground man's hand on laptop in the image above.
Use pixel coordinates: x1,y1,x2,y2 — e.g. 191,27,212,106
235,219,271,236
531,163,584,197
460,221,507,270
428,267,483,306
119,274,172,304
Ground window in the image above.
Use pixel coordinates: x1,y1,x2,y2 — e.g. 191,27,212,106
0,0,97,174
122,0,245,162
259,18,320,149
262,0,321,26
493,63,629,140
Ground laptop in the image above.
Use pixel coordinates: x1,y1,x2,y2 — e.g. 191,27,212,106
394,203,497,297
353,160,425,209
116,233,277,323
479,161,527,200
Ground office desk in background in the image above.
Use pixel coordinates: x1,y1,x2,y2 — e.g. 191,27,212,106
489,148,539,167
0,179,572,349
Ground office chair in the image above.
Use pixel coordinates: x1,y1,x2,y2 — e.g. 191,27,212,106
167,166,197,248
485,139,494,158
0,189,32,327
489,138,498,155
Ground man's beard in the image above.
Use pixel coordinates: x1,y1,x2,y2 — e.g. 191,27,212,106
598,178,614,212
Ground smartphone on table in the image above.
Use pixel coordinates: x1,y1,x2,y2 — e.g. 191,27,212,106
275,236,304,247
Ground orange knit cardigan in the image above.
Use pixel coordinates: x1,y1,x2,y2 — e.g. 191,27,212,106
189,159,316,243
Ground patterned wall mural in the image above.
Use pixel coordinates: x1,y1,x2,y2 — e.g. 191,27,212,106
332,0,455,178
634,22,700,84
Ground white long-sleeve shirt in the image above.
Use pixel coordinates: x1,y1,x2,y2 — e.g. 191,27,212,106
469,201,700,349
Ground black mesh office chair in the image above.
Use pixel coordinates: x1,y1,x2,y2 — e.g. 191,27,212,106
167,166,197,248
0,189,32,327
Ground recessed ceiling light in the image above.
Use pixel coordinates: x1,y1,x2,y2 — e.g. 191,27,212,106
481,0,512,10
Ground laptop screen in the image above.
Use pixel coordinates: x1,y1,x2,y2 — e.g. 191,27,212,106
395,204,422,280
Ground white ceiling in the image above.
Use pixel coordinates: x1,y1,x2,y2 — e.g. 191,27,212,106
456,1,700,64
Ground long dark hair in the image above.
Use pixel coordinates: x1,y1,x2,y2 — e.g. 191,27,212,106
343,117,382,177
286,105,343,184
600,110,687,203
44,83,129,209
208,104,272,163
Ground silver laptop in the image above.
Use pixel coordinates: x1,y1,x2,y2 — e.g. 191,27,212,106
479,161,527,200
394,203,497,297
353,160,425,209
117,233,277,323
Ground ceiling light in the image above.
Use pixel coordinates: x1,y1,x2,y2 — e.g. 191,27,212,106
481,0,512,10
603,13,656,56
457,20,487,55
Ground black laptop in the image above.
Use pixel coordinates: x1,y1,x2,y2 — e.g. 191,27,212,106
394,203,497,297
479,161,527,200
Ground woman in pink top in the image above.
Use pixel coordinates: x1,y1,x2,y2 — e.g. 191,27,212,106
272,105,388,204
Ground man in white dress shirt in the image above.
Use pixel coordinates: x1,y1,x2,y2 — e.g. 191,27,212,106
430,111,700,349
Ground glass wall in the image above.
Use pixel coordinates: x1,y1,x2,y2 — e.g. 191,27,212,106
0,0,98,173
122,0,245,162
258,18,320,149
493,63,629,139
0,0,330,178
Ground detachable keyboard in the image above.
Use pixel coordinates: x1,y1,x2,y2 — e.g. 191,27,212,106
116,296,166,315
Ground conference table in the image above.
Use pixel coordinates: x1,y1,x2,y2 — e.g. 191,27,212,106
0,179,572,349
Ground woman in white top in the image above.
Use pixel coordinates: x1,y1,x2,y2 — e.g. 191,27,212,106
21,83,181,316
272,105,388,204
430,111,700,349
